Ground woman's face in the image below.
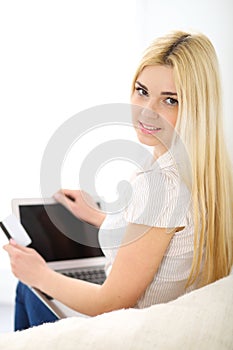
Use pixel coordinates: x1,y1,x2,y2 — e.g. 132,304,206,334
131,65,178,156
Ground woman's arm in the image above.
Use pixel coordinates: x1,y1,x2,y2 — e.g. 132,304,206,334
4,224,175,316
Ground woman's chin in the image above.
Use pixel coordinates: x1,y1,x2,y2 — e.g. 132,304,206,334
136,131,160,147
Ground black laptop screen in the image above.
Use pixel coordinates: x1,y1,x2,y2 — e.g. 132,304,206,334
19,203,104,262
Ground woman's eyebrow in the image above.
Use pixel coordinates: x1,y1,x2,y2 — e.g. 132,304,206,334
136,81,177,96
135,81,148,91
135,81,177,96
161,91,177,96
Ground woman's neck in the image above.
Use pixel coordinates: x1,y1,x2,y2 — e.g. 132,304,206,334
153,144,168,161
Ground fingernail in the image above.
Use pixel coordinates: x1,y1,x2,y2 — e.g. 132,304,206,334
10,238,17,245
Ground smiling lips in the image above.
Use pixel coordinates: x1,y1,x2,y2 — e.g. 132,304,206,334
138,121,162,134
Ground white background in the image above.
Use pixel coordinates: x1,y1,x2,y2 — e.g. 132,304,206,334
0,0,232,307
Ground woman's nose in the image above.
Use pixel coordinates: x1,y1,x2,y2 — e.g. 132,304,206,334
143,98,158,113
141,100,159,119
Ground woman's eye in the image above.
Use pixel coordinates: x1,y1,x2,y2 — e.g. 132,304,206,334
135,87,148,97
165,97,178,106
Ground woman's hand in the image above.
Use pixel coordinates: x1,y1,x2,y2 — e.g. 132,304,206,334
3,239,49,288
54,189,106,227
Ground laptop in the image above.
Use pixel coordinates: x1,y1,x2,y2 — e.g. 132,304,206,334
11,197,106,318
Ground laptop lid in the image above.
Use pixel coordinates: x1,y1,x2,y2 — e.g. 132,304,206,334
11,198,106,271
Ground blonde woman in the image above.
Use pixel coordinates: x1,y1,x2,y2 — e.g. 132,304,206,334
4,30,233,330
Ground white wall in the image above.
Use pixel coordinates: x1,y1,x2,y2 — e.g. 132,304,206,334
0,0,140,303
0,0,232,304
0,0,139,217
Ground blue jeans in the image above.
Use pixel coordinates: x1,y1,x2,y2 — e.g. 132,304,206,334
14,282,58,331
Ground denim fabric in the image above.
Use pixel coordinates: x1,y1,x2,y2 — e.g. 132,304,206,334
14,282,58,331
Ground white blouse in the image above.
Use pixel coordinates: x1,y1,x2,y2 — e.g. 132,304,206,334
98,151,196,307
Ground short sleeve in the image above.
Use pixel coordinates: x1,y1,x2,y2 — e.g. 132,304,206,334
124,167,191,228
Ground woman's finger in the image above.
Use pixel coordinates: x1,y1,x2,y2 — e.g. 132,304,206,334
3,239,30,254
53,191,76,212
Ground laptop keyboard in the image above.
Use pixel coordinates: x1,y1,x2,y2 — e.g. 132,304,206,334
61,267,106,285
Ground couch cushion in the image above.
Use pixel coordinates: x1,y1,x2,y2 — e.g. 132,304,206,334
0,274,232,350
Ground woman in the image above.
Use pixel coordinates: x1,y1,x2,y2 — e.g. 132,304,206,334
4,30,233,330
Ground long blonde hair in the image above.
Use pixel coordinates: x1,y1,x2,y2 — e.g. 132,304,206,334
132,30,233,287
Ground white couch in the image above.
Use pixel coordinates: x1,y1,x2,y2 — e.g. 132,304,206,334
0,274,232,350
